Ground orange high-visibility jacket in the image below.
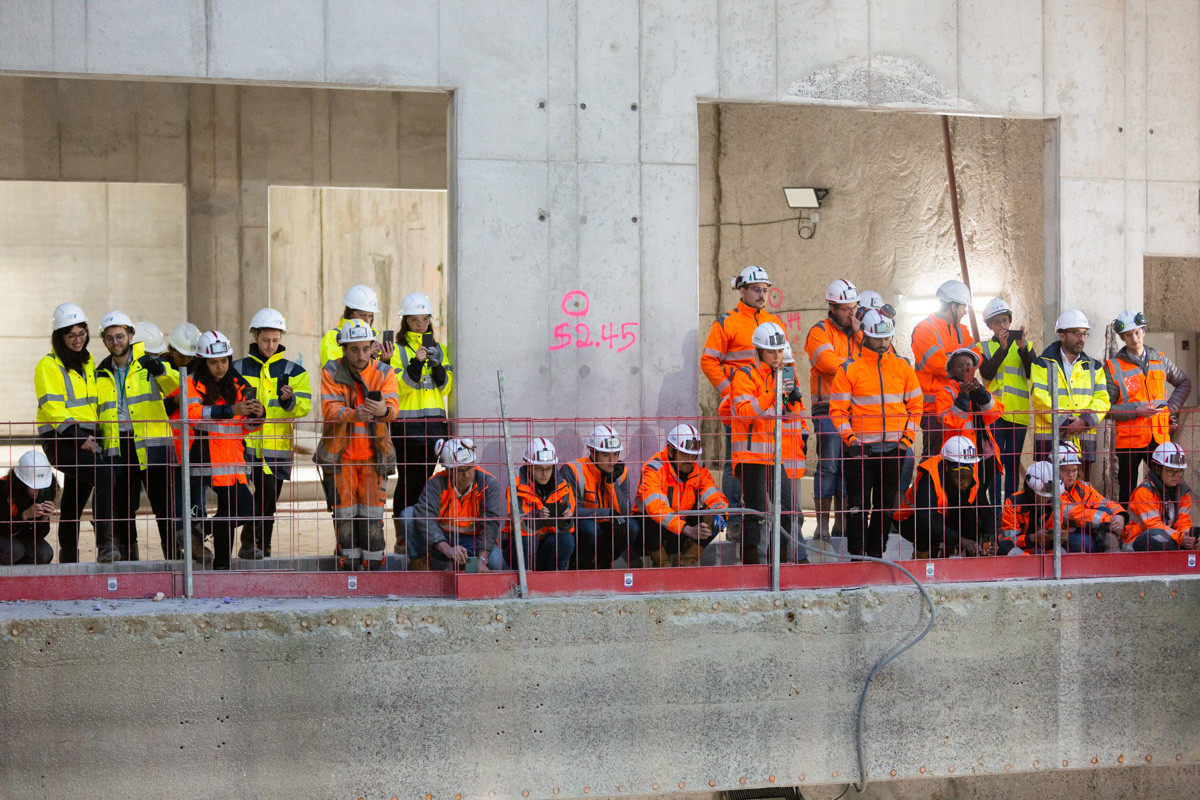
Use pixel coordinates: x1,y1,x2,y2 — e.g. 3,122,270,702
636,447,729,535
505,467,576,538
894,455,980,523
1123,476,1192,545
413,467,502,553
1000,489,1053,552
934,381,1005,465
316,357,400,473
911,314,974,412
1105,348,1172,449
829,346,923,447
804,317,854,408
1060,481,1124,531
730,362,808,476
184,375,258,487
562,457,632,518
701,301,785,397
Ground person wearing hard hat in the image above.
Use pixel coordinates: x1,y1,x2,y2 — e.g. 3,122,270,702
998,461,1057,555
804,278,861,541
933,348,1004,521
94,311,183,561
1030,310,1110,482
830,310,923,559
977,297,1035,501
911,279,975,458
1122,443,1198,551
502,438,576,572
894,435,994,557
0,451,58,565
130,321,168,359
730,322,809,564
231,308,312,559
184,331,265,570
35,303,105,563
1040,443,1125,552
405,437,504,571
165,322,202,371
1104,310,1192,505
381,291,453,552
634,424,729,567
319,284,381,367
314,319,399,571
563,425,638,570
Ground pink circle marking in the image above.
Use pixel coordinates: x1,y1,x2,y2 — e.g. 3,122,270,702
562,290,590,317
767,287,784,309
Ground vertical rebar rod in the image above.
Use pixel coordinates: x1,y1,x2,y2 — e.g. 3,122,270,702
771,368,783,591
1049,366,1063,580
180,366,193,598
497,371,529,597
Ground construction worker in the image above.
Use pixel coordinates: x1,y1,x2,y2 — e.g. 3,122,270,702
1030,310,1110,482
0,451,57,565
977,297,1035,500
233,308,312,559
804,278,860,540
911,279,974,457
94,311,182,560
1104,311,1191,504
319,284,381,367
563,425,638,570
830,309,922,559
382,291,453,551
635,424,729,567
1122,442,1197,551
934,348,1004,516
502,438,576,571
730,322,809,564
131,321,168,359
185,331,264,570
998,461,1057,555
701,266,784,518
894,435,993,557
1050,443,1125,553
315,319,399,571
779,343,810,561
164,322,201,371
405,437,504,571
35,303,107,563
161,321,207,561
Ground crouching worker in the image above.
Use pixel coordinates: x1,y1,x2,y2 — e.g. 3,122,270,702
1122,442,1198,551
406,437,504,571
504,438,575,571
1056,443,1126,552
998,462,1057,555
635,424,729,567
315,319,399,571
0,451,57,565
565,425,638,570
895,436,994,557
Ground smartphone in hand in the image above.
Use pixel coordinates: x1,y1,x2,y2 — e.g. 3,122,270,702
366,390,382,402
382,330,394,346
422,331,435,348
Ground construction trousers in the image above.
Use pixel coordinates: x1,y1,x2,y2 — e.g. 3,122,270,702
40,426,100,563
333,460,387,566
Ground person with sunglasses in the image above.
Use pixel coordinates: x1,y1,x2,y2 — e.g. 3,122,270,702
1122,443,1197,551
1104,311,1191,505
978,298,1036,501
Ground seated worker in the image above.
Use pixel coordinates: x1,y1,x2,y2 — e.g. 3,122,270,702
563,425,638,570
405,437,504,571
635,424,729,567
0,451,57,565
895,436,994,557
314,319,399,571
504,438,576,572
998,461,1057,555
730,322,808,564
1055,443,1126,552
935,347,1004,513
1122,442,1198,551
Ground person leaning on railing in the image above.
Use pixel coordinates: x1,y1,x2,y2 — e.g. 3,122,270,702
405,437,503,572
0,451,58,566
563,425,638,570
504,438,576,572
894,436,995,558
35,303,104,563
1121,442,1199,552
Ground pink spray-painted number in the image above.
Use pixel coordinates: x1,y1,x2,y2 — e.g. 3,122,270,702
549,292,638,353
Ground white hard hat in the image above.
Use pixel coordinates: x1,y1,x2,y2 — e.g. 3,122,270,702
1055,309,1090,332
336,318,374,345
400,292,433,317
1025,461,1058,498
857,289,884,310
1057,443,1082,466
52,303,87,331
731,265,771,289
941,435,981,464
936,280,972,306
586,425,623,453
523,437,558,466
666,423,702,455
1113,310,1146,335
825,279,859,304
342,284,381,314
782,343,795,364
132,322,168,355
249,307,287,332
751,321,788,351
99,311,134,333
196,330,233,359
983,297,1012,321
1151,442,1187,469
859,309,895,339
437,437,477,467
14,450,53,490
168,322,202,357
947,346,981,369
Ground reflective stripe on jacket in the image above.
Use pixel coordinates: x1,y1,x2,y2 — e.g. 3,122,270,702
730,362,808,475
701,301,784,397
828,347,922,446
1104,348,1170,449
1059,481,1123,531
911,315,973,411
413,467,502,553
185,375,256,486
505,467,576,538
562,457,631,518
894,456,979,523
388,331,453,419
980,338,1034,423
636,446,728,536
1124,475,1192,544
34,352,98,435
233,346,312,463
1000,489,1052,551
95,355,179,467
1030,342,1109,441
804,317,853,408
315,357,400,474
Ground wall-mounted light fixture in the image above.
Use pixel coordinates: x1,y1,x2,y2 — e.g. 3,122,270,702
783,187,828,239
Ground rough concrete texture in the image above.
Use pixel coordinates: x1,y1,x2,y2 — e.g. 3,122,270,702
2,576,1198,799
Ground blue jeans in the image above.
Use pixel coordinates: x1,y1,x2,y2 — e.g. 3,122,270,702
399,506,505,570
990,418,1028,501
576,516,641,569
813,414,844,499
1130,529,1181,551
1066,531,1094,553
511,530,575,571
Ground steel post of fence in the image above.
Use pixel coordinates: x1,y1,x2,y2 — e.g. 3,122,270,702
180,365,193,598
771,369,783,591
1049,366,1062,579
497,372,529,598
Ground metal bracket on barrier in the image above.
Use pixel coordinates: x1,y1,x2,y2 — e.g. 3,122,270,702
107,577,117,591
347,576,357,590
925,563,935,578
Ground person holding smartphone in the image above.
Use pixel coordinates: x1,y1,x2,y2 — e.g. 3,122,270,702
380,292,453,553
0,450,58,565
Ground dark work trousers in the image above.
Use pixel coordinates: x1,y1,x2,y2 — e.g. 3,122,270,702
1115,447,1152,506
738,463,778,565
192,477,254,570
843,447,903,559
103,434,145,561
0,522,54,565
920,414,944,460
40,426,102,563
244,460,290,556
142,445,180,559
390,418,448,518
575,516,640,569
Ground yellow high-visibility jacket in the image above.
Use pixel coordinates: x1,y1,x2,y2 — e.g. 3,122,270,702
35,352,98,435
233,345,312,464
94,354,180,467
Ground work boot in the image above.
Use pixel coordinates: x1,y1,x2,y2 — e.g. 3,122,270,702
191,525,214,565
409,556,430,571
238,525,265,560
96,547,121,564
830,495,844,537
648,547,672,568
813,497,833,540
680,540,704,567
237,546,265,560
337,547,363,571
392,517,406,554
362,520,386,570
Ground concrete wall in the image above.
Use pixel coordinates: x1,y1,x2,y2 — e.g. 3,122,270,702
2,576,1198,798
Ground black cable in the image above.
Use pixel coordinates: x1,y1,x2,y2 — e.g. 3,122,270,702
698,216,798,228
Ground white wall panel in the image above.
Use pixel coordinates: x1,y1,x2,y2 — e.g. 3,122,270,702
86,0,207,77
1146,0,1200,183
1146,181,1200,256
209,0,325,82
325,0,440,87
958,0,1043,114
718,0,776,100
1058,177,1126,328
640,0,718,165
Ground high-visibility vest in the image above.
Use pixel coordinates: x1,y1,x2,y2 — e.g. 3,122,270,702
730,362,808,475
1059,481,1123,531
95,355,179,468
34,352,98,435
828,346,923,447
804,317,853,407
233,346,312,463
980,338,1034,423
184,375,256,487
636,447,728,535
1105,349,1170,449
505,468,576,538
1030,347,1109,441
1123,475,1191,544
388,331,453,419
412,467,502,553
911,315,974,412
934,382,1004,467
562,457,631,515
894,456,979,523
315,358,400,473
701,301,785,397
1000,489,1052,552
